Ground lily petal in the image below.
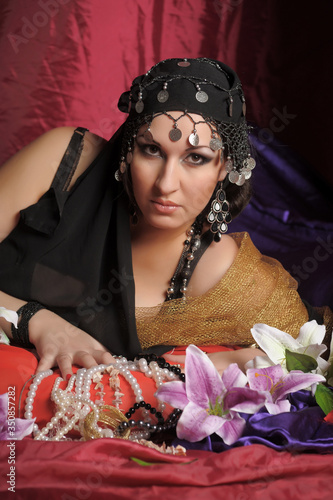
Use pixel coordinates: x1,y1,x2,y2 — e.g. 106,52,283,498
176,401,223,442
247,365,285,393
265,399,291,415
251,324,301,365
221,363,248,389
0,307,18,328
244,354,274,371
298,320,326,347
0,330,10,345
155,381,188,409
0,418,35,440
215,413,246,445
185,345,224,408
273,371,325,401
0,393,8,426
224,387,266,414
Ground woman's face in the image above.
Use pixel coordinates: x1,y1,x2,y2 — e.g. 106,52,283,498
130,112,226,233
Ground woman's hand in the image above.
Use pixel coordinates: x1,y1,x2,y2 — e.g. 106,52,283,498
28,309,115,379
164,348,265,375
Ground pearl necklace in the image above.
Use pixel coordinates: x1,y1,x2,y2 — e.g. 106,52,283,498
24,355,182,442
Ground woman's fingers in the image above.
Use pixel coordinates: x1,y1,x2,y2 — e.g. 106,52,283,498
56,352,75,380
163,353,186,365
35,352,57,374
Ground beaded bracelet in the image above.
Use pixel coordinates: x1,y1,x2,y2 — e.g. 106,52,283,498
11,301,46,348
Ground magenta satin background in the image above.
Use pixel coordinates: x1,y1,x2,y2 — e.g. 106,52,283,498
0,0,332,184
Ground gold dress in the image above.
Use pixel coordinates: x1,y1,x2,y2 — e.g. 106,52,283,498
136,232,331,350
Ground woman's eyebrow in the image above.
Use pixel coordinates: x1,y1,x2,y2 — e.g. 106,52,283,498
136,133,161,146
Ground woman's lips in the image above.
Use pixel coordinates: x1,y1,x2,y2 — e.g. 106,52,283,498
151,199,180,213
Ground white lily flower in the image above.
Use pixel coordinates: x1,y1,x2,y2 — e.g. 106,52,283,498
0,307,18,328
0,307,18,345
245,320,330,377
327,334,333,386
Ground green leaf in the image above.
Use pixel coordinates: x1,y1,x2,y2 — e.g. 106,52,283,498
326,362,333,382
285,349,318,373
315,384,333,415
130,457,158,466
130,457,197,467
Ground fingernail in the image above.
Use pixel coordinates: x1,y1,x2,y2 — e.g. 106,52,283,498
66,374,72,381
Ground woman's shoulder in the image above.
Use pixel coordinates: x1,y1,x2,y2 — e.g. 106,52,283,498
0,126,107,187
189,233,240,296
0,127,107,241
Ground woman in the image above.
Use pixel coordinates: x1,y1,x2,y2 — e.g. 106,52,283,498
0,57,330,386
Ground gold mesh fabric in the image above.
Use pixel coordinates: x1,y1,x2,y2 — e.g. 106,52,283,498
136,232,310,350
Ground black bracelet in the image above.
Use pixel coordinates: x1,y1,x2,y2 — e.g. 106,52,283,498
11,301,45,348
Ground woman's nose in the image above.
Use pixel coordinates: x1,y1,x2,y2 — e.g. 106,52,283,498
154,157,180,194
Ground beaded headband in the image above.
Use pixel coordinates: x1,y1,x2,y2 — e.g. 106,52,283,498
116,57,255,187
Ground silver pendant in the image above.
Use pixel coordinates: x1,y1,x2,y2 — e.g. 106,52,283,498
189,132,199,146
144,130,153,142
209,137,222,151
225,159,233,173
244,169,252,180
236,174,245,186
169,128,182,141
126,152,133,164
244,157,256,170
229,170,239,183
157,89,169,103
212,201,221,213
114,170,121,181
220,222,228,233
135,101,144,113
196,90,208,103
207,211,215,223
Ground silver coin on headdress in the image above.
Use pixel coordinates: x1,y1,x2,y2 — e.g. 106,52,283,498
236,174,245,186
209,137,223,151
157,90,169,103
189,132,199,147
169,128,182,141
115,170,121,181
243,169,252,180
229,170,239,183
178,61,190,67
196,90,208,103
135,101,144,113
245,157,256,170
225,159,233,173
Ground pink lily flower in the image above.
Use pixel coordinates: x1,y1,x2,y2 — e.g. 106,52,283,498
0,393,35,440
155,345,266,445
247,365,326,415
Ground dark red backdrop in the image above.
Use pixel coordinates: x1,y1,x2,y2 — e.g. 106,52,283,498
0,0,332,185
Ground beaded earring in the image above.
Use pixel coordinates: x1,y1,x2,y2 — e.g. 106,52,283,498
207,182,232,242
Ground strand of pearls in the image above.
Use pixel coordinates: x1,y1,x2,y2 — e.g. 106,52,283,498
24,355,183,442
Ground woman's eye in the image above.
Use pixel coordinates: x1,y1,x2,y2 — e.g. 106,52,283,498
142,144,161,156
186,153,210,165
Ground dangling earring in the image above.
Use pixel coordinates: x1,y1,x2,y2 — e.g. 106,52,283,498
207,182,232,242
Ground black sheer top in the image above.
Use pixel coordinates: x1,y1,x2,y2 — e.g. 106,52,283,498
0,127,141,358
